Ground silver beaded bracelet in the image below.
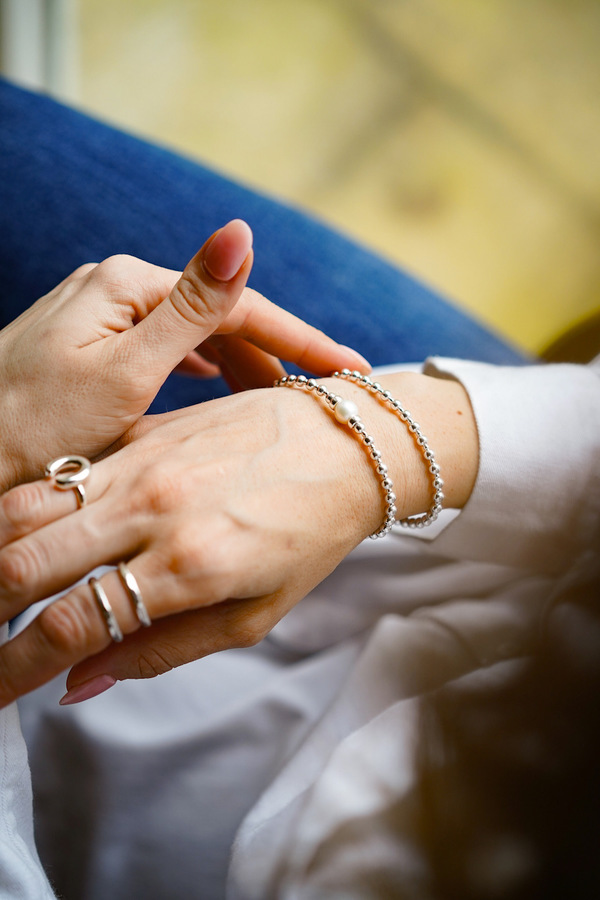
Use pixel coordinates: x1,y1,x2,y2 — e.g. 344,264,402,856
273,374,398,538
332,369,444,528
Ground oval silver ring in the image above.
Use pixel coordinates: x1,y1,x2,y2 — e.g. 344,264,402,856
45,455,91,487
45,456,91,507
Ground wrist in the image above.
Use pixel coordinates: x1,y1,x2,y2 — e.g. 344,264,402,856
319,370,479,523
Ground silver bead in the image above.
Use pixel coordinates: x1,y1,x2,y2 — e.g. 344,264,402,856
382,478,393,490
316,384,328,395
307,378,317,389
288,374,297,383
352,370,361,378
371,449,382,460
377,464,388,476
297,374,307,384
433,477,444,489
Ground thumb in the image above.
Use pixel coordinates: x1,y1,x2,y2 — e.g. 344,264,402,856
127,219,253,372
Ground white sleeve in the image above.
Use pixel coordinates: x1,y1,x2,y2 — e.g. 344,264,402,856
422,356,600,575
0,626,57,899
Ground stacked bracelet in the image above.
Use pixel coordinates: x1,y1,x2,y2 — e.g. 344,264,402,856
332,369,444,528
273,375,398,538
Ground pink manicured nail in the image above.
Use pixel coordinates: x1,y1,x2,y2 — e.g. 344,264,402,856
59,674,116,706
340,346,372,372
203,219,253,282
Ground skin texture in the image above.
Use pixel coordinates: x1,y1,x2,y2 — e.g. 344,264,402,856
0,217,479,706
0,366,478,707
0,218,368,493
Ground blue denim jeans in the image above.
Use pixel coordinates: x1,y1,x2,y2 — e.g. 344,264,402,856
0,79,526,414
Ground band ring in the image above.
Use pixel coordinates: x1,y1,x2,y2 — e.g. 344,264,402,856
117,562,151,628
45,456,91,508
89,576,124,643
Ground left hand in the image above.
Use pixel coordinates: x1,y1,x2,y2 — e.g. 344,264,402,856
0,218,368,492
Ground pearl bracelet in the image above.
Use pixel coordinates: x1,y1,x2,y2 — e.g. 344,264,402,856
332,369,444,528
273,374,398,538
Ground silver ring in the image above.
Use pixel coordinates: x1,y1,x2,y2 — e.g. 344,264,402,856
45,456,91,508
89,577,123,643
117,562,151,628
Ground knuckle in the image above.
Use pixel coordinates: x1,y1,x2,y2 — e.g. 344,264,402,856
0,482,46,532
0,543,40,595
38,594,94,655
166,531,233,598
232,617,269,649
70,262,98,279
91,254,143,292
170,274,218,328
167,529,203,571
136,648,177,679
134,466,185,516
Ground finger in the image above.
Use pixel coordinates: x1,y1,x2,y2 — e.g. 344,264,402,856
127,219,253,373
63,595,277,695
0,532,269,707
0,567,143,708
0,469,139,622
214,288,371,375
173,350,221,378
0,459,113,548
0,479,84,548
210,335,286,390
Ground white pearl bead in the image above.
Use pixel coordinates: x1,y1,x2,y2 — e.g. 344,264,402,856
334,398,359,424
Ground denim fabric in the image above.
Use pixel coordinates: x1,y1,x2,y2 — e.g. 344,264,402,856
0,78,527,414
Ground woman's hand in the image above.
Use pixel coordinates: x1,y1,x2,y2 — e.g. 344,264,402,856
0,219,368,493
0,372,478,708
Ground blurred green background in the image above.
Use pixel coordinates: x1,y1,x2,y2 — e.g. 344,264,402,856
3,0,599,353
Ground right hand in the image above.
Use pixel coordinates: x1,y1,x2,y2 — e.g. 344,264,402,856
0,370,478,707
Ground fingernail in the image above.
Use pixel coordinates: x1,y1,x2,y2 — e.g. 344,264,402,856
203,219,253,282
340,346,372,373
59,674,116,706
